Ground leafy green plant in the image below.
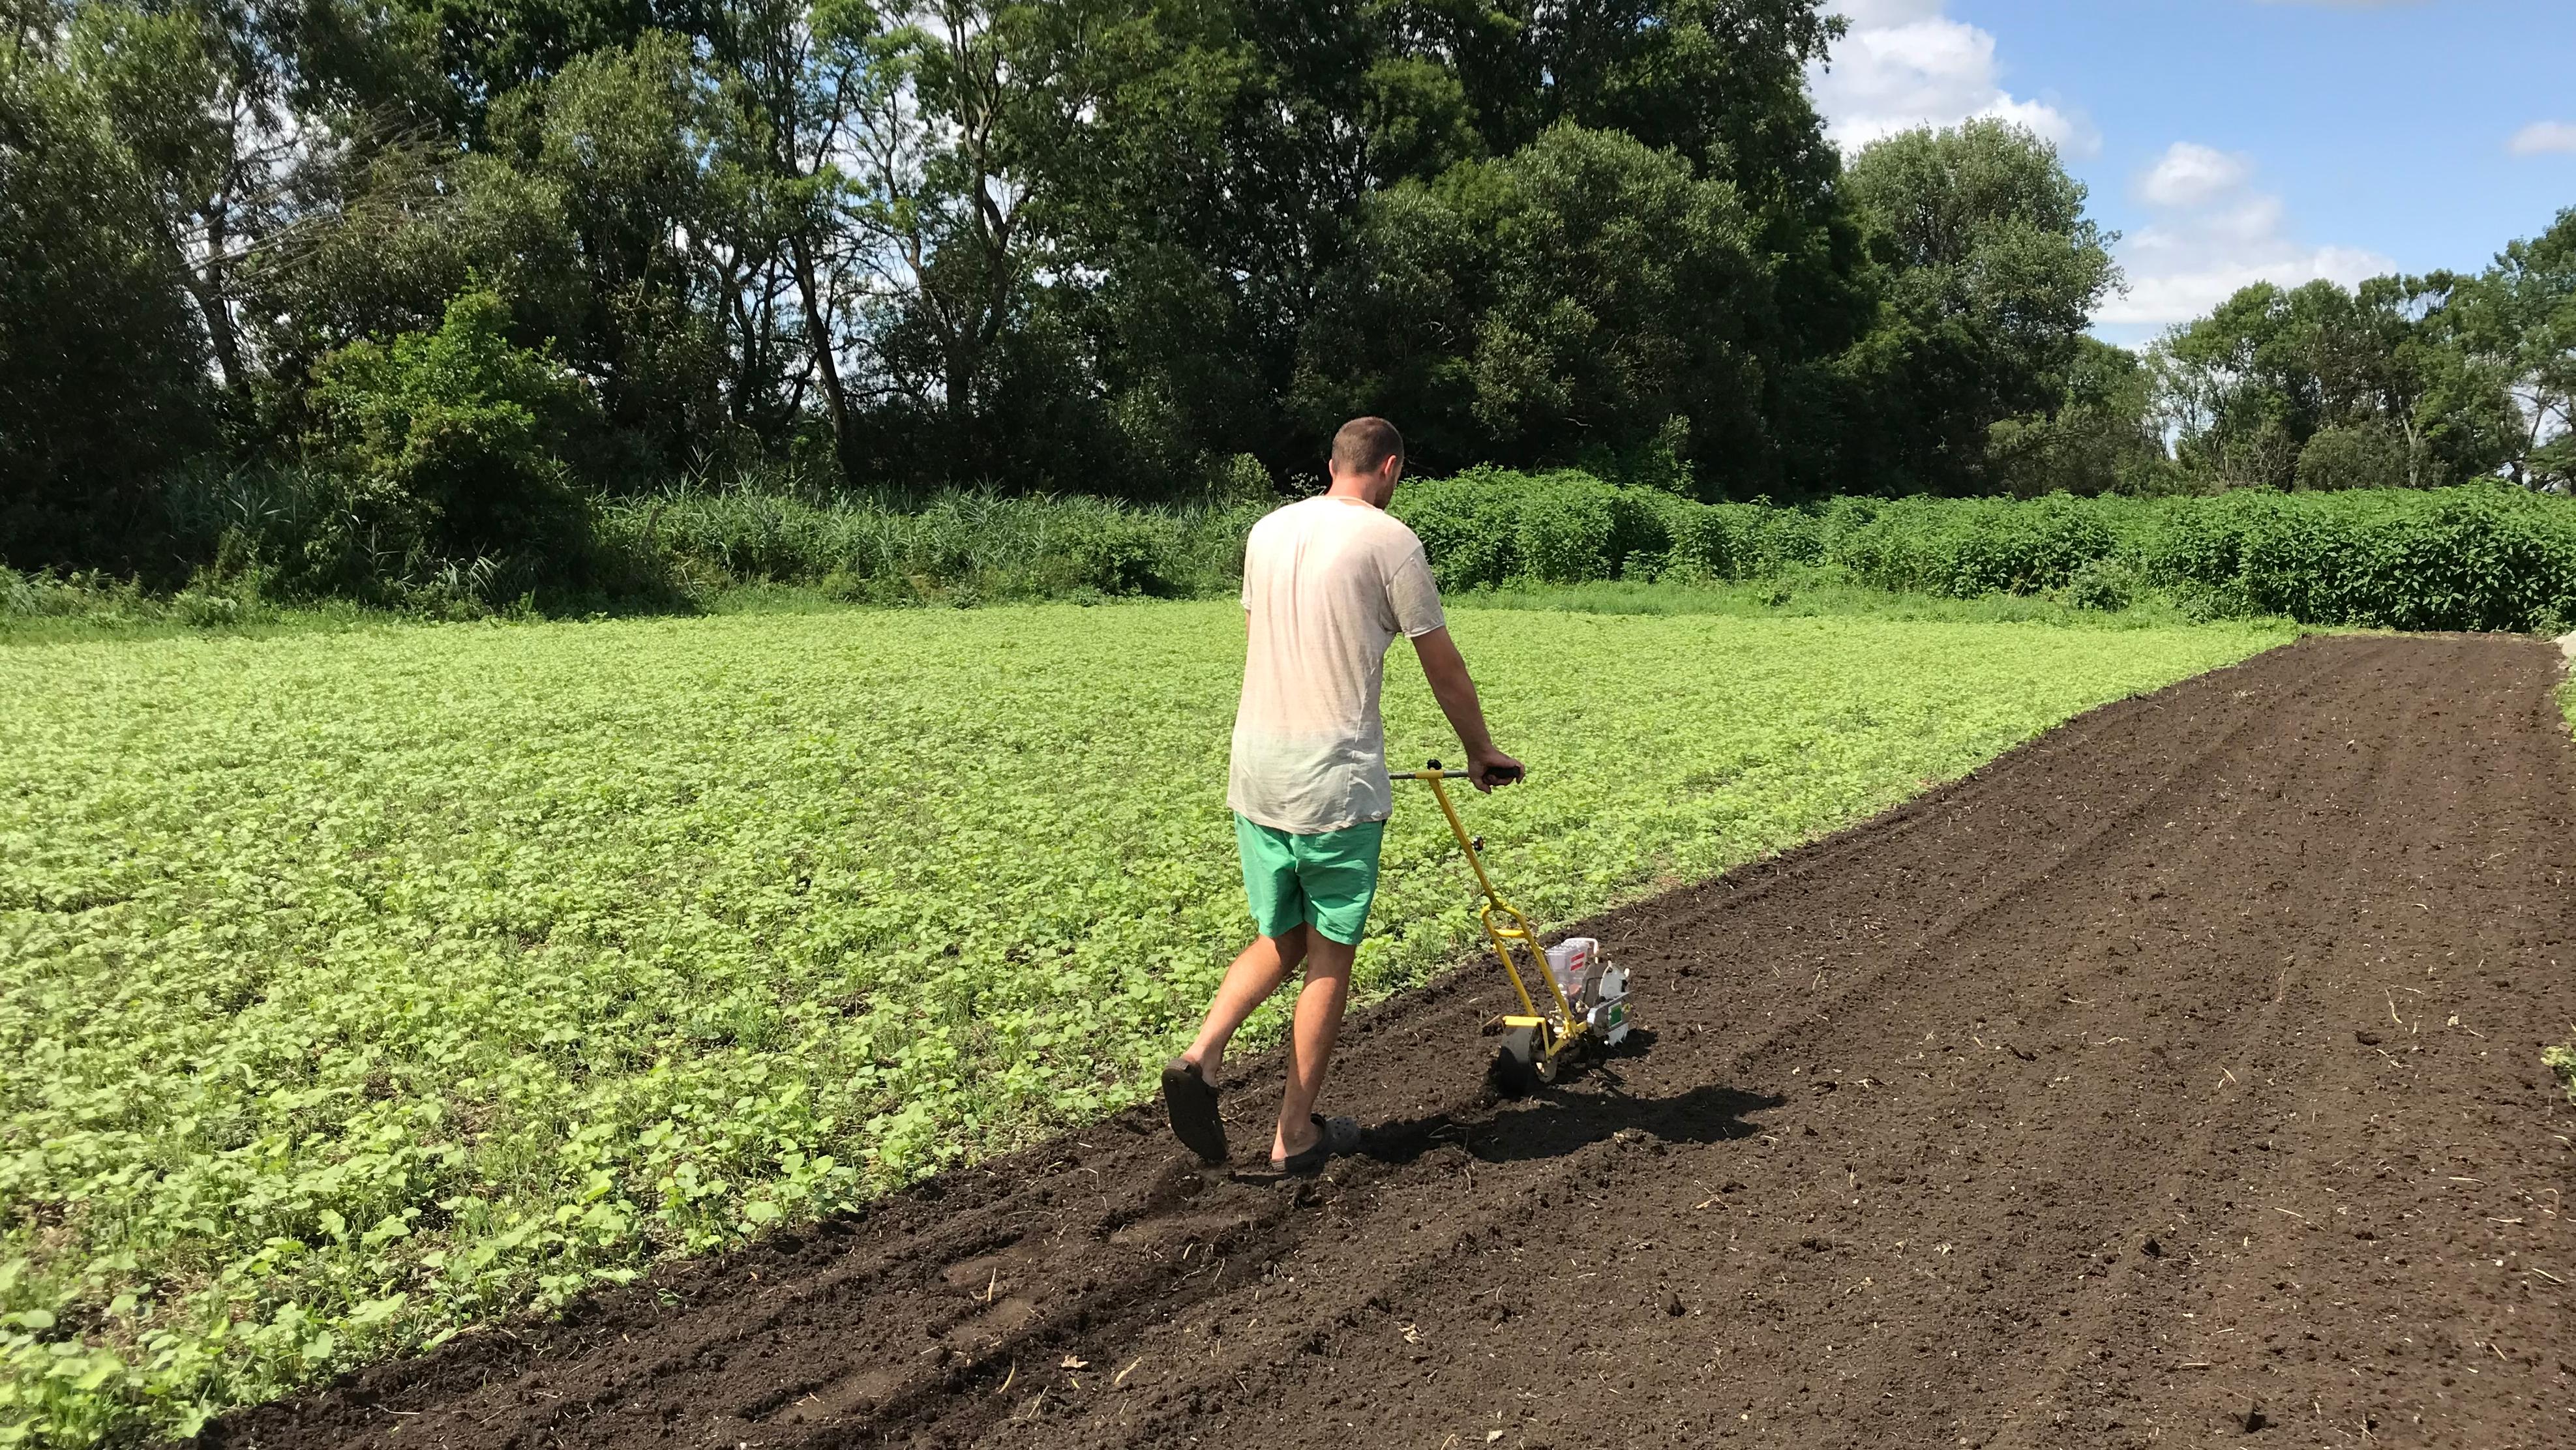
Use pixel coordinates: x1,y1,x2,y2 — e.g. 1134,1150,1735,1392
1513,473,1619,584
2140,485,2576,630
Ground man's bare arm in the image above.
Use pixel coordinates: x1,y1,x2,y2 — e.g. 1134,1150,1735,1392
1409,627,1523,792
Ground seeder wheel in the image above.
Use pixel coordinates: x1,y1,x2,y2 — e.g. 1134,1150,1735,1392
1489,1025,1542,1097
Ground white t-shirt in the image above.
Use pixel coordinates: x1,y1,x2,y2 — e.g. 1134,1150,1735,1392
1228,496,1448,833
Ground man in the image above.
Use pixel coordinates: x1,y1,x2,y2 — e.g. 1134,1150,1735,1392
1161,416,1522,1174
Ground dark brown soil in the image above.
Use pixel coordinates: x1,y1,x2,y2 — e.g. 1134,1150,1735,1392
203,634,2576,1450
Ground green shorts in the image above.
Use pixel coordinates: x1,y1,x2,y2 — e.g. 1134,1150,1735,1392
1235,813,1386,947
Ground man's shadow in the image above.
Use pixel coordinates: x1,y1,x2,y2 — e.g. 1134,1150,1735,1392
1355,1031,1786,1167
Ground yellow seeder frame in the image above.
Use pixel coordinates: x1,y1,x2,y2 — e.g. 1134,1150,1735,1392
1403,763,1591,1078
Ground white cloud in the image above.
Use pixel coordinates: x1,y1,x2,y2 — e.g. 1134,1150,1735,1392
2138,143,2253,209
1810,3,2095,157
2509,121,2576,156
2095,141,2395,336
1824,0,1940,23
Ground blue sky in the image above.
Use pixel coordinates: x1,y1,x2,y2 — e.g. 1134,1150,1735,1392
1806,0,2576,346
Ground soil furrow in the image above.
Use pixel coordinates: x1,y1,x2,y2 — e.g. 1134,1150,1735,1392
198,634,2576,1450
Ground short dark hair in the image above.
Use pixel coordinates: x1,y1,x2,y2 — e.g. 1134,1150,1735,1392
1329,417,1405,477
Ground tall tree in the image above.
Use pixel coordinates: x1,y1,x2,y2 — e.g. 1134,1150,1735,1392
709,0,869,480
0,8,215,568
1983,337,2168,497
2155,273,2515,492
484,33,743,474
853,2,1037,436
1023,0,1451,479
1302,122,1769,484
1024,0,1859,489
389,0,713,130
70,0,307,407
1834,118,2119,494
2456,207,2576,489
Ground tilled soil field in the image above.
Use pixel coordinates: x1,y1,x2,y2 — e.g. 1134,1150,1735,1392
207,634,2576,1449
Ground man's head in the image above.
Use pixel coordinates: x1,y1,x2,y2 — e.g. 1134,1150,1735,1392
1327,417,1405,505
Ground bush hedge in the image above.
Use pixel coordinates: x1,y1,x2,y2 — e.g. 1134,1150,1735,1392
1392,469,2576,632
23,461,2576,633
1394,467,1827,589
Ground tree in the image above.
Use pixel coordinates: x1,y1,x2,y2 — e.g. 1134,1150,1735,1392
707,0,872,481
1503,0,1846,220
1833,118,2119,494
832,2,1058,466
2455,207,2576,489
387,0,711,132
1021,0,1458,483
483,33,744,475
66,0,427,413
1302,123,1768,487
2361,274,2517,488
1983,338,2170,497
1010,0,1865,492
2153,280,2318,489
247,149,585,422
2155,273,2515,491
0,3,215,570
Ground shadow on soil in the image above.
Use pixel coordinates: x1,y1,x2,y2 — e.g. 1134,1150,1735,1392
1357,1035,1786,1168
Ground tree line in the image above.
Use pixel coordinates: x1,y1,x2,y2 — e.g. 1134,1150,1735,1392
2153,239,2574,495
1,0,2568,597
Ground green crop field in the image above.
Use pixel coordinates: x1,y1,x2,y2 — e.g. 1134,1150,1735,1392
0,604,2286,1443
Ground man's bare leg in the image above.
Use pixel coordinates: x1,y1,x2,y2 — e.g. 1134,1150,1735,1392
1180,928,1306,1086
1272,933,1358,1160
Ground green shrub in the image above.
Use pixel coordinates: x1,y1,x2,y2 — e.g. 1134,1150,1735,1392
1051,510,1173,596
1393,469,1535,590
2065,555,2138,612
40,444,2576,631
1516,471,1620,583
2294,422,2412,492
1208,452,1276,505
1393,466,1695,586
1825,495,2119,597
303,286,599,599
1653,500,1822,580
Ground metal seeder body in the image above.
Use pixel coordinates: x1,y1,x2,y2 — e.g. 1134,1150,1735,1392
1401,760,1631,1090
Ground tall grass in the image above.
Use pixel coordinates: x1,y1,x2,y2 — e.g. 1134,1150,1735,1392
597,486,1269,604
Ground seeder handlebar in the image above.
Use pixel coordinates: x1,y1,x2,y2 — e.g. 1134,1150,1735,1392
1405,758,1524,784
